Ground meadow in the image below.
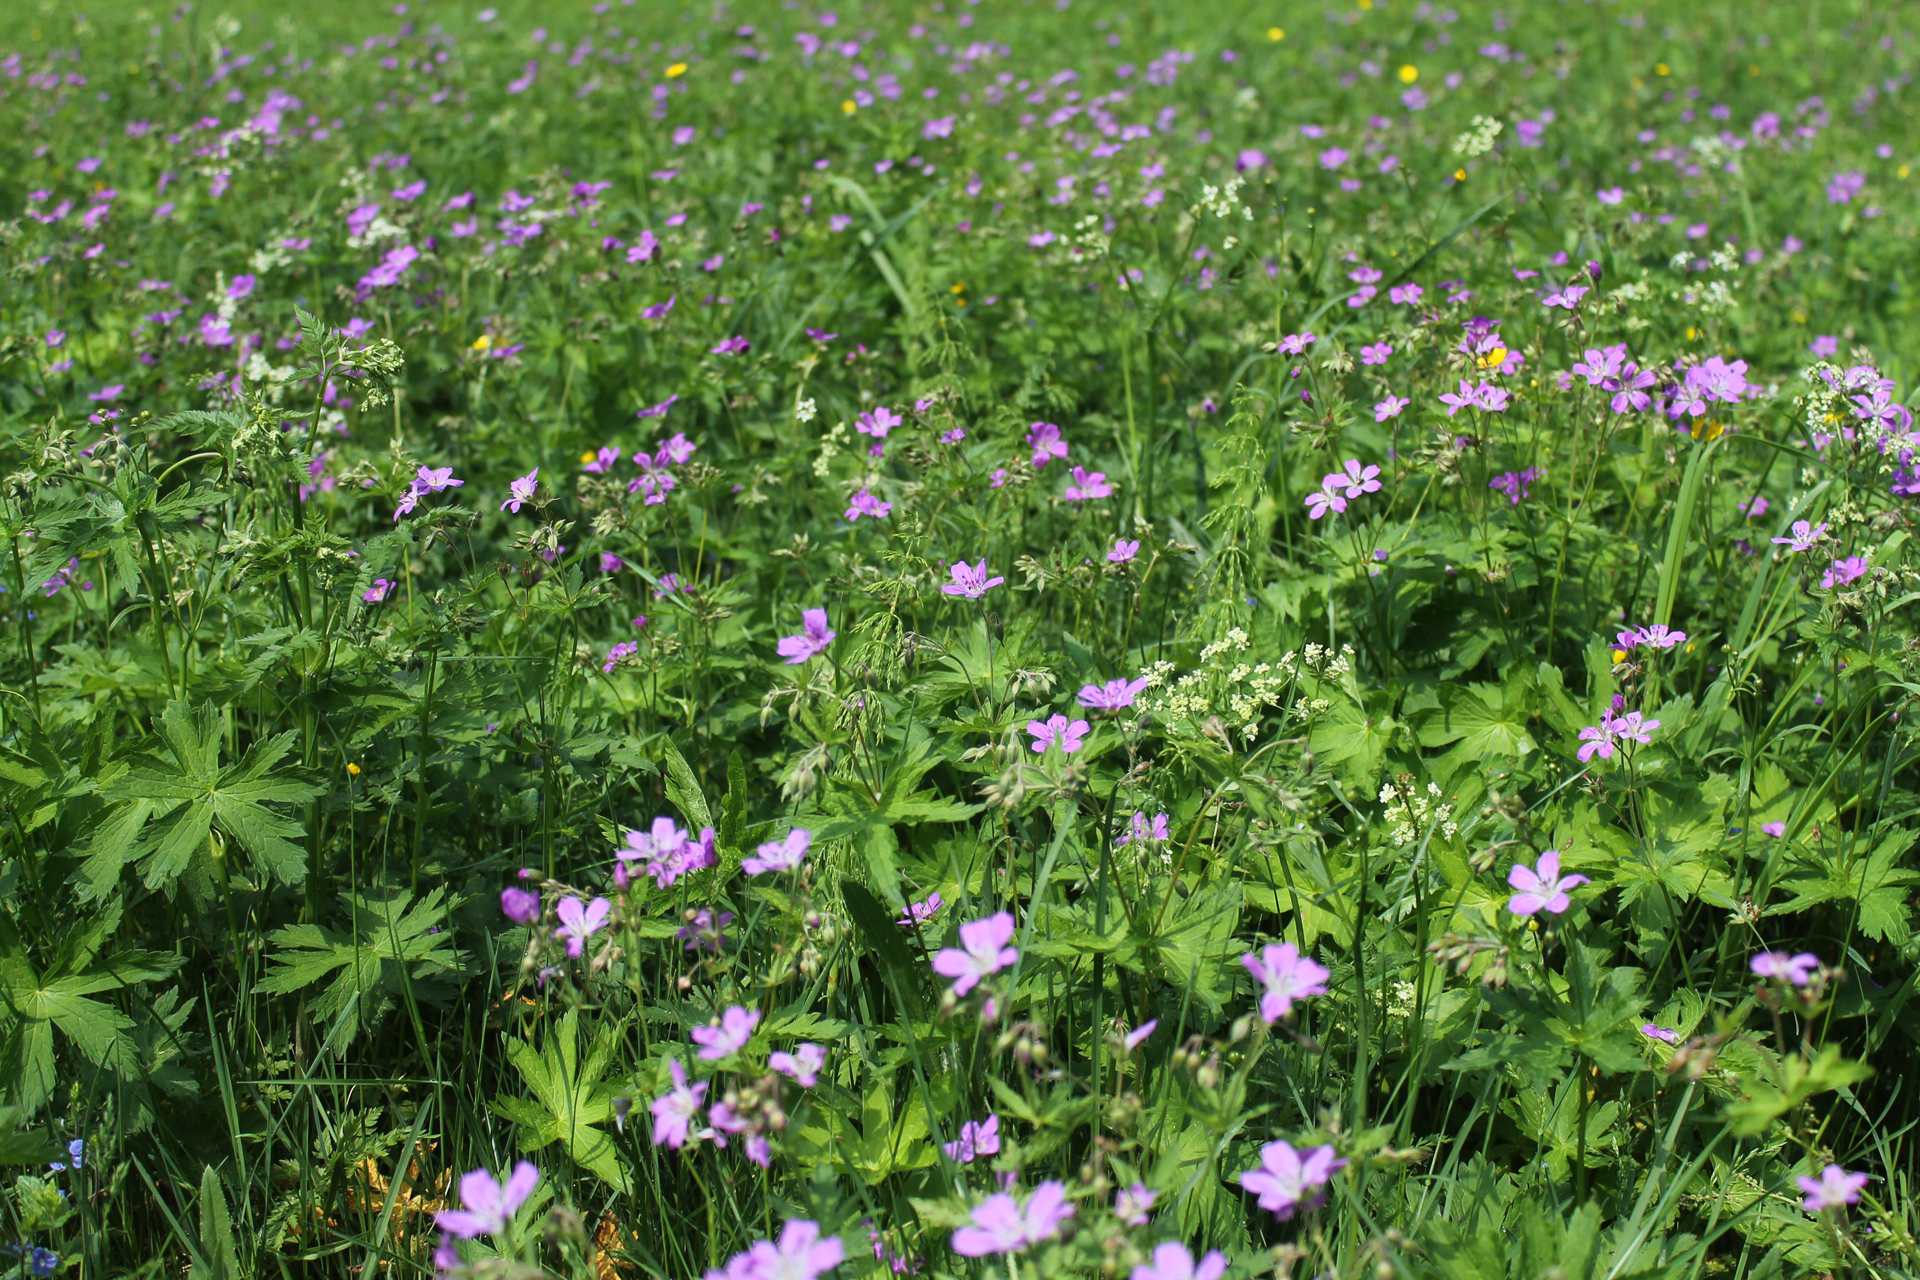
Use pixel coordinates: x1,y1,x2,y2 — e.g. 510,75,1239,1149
1,0,1918,1276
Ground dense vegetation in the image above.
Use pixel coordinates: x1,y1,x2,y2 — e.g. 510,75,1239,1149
2,1,1919,1277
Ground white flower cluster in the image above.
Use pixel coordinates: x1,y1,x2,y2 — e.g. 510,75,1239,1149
1132,636,1356,741
1192,176,1251,220
1378,776,1458,848
813,421,847,478
1453,116,1504,157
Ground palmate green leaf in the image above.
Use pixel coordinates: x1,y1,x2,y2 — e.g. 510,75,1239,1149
254,888,466,1052
88,700,323,896
1770,828,1919,944
493,1008,629,1191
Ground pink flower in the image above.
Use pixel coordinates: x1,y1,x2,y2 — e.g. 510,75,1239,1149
627,230,660,263
950,1182,1075,1256
584,446,622,473
1389,283,1424,305
942,560,1005,598
1796,1165,1869,1212
1027,713,1090,754
1751,951,1820,987
710,335,751,355
1576,721,1616,763
1131,1242,1227,1280
1108,538,1140,563
1770,520,1828,553
1239,1141,1346,1220
943,1114,1000,1162
1542,284,1590,309
500,887,540,924
766,1043,827,1089
1761,822,1787,838
1438,379,1480,417
600,553,626,573
1641,1023,1679,1044
744,828,812,875
636,393,680,421
1374,395,1411,422
1026,421,1069,468
500,468,539,512
1115,812,1170,846
777,609,835,663
1506,850,1589,916
932,911,1018,995
415,465,463,492
436,1162,540,1239
1063,466,1112,501
650,1060,708,1148
1304,481,1348,521
845,489,892,521
898,893,945,926
1120,1020,1158,1052
554,896,611,957
856,405,901,439
1078,676,1149,710
730,1221,845,1280
1607,711,1658,746
1242,943,1330,1023
1114,1182,1156,1226
1276,331,1315,355
1359,342,1393,365
363,579,393,604
692,1005,762,1060
1331,459,1383,498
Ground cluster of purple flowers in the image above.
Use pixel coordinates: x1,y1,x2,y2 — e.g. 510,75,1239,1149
1304,459,1383,520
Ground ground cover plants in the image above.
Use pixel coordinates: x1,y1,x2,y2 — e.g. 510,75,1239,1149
2,0,1919,1276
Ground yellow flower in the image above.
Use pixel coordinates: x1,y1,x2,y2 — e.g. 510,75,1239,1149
1398,64,1418,83
1267,26,1285,41
1454,168,1467,182
841,99,856,114
665,62,688,78
1612,649,1629,664
951,282,966,294
580,451,598,464
347,762,362,776
1690,419,1726,442
1902,165,1912,179
1357,0,1373,9
1655,62,1670,76
1476,347,1506,370
471,334,491,351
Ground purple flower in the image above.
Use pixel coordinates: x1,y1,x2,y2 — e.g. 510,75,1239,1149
88,384,124,402
692,1005,761,1060
1116,812,1170,847
1078,676,1149,710
845,489,892,521
1108,538,1140,563
1796,1165,1868,1212
1488,467,1542,504
777,609,836,663
435,1162,540,1239
1641,1023,1679,1044
943,1114,1001,1162
1762,821,1787,838
1821,556,1869,589
1810,334,1840,358
618,817,717,887
1374,395,1411,422
897,893,945,927
677,908,733,953
1359,342,1393,366
1770,520,1828,553
1389,283,1424,306
627,230,660,264
1597,186,1625,205
1751,951,1820,987
1239,1141,1346,1220
923,115,956,139
1636,624,1685,650
709,335,751,356
641,296,677,320
806,328,838,344
1438,379,1480,417
1121,1020,1158,1052
1063,466,1112,501
942,560,1005,599
414,465,463,493
363,579,394,604
500,887,540,924
932,912,1018,995
1028,713,1090,754
603,640,638,673
950,1182,1075,1256
1131,1243,1228,1280
856,405,902,439
1027,421,1069,468
650,1060,708,1148
1276,331,1315,356
770,1042,828,1087
1242,943,1330,1023
1506,850,1589,916
1304,481,1348,521
1542,284,1590,310
1608,363,1659,414
500,468,539,512
1114,1182,1156,1226
600,553,626,573
554,896,611,957
1572,345,1627,385
744,828,812,875
1331,459,1383,498
1826,170,1866,205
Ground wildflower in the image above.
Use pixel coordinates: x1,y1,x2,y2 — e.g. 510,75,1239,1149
777,609,835,664
1359,342,1393,365
1608,363,1659,414
692,1005,761,1060
1762,822,1787,838
650,1060,709,1148
500,468,539,512
898,893,945,926
709,335,751,355
744,828,812,875
1542,284,1590,309
554,896,611,957
845,490,892,521
1238,1141,1346,1220
856,405,901,441
806,328,838,343
1506,850,1589,917
436,1163,540,1242
627,230,660,263
1636,624,1686,649
599,553,626,574
770,1042,828,1087
583,446,622,473
618,817,716,887
1276,331,1315,355
1796,1165,1869,1212
1576,720,1617,762
1475,382,1512,412
500,887,540,924
1374,395,1411,421
932,912,1019,995
940,427,966,444
1389,283,1424,305
655,431,696,464
1770,520,1829,554
1242,943,1330,1022
1488,468,1542,504
1131,1243,1228,1280
1064,466,1113,500
415,465,463,493
1116,812,1171,847
1438,379,1481,417
1304,480,1348,521
1572,346,1627,385
1751,951,1820,987
1115,1183,1156,1227
1821,556,1869,589
1120,1020,1158,1051
950,1183,1075,1256
363,579,394,604
1108,538,1141,563
1027,421,1069,468
1610,711,1659,746
1078,677,1149,710
943,1114,1001,1163
1641,1023,1679,1044
636,393,680,421
1331,459,1383,498
942,560,1005,598
1028,714,1091,754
